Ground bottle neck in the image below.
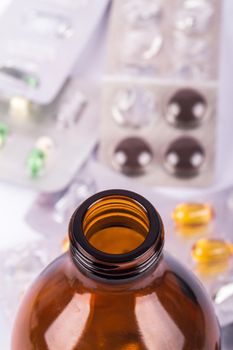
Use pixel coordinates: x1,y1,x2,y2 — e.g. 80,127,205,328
69,189,164,281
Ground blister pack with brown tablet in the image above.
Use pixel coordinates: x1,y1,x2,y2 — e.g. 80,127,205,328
100,0,222,187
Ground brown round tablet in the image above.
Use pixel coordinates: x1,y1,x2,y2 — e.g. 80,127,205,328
113,137,153,176
164,137,205,178
166,88,207,128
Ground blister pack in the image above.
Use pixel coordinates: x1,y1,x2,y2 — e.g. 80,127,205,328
107,0,221,80
0,239,56,322
0,0,109,103
26,162,97,238
101,0,222,187
0,79,99,192
101,78,217,186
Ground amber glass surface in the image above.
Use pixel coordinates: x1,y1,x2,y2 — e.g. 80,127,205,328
12,191,221,350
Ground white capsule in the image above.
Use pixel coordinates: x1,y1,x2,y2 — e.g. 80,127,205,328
9,96,31,118
36,136,54,157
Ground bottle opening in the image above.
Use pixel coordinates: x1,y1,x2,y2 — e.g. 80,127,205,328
82,195,150,254
69,189,164,280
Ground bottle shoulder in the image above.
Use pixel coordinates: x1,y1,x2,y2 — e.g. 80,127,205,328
16,251,216,312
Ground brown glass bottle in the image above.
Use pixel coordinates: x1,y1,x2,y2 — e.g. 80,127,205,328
12,190,220,350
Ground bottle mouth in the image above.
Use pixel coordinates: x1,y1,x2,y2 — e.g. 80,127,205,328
69,189,164,281
83,194,150,254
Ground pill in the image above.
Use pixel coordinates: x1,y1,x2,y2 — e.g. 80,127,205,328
9,96,32,118
192,239,233,276
0,122,8,147
172,203,214,227
166,88,207,128
164,137,205,178
35,136,54,157
113,137,153,176
27,148,45,178
192,239,233,264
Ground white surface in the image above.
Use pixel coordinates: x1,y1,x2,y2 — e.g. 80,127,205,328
0,0,11,15
0,182,38,250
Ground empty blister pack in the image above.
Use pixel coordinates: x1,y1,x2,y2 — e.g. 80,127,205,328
100,78,216,187
107,0,221,81
0,238,59,323
0,0,109,103
0,79,99,192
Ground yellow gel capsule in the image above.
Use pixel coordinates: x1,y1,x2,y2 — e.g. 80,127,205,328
192,239,233,264
192,239,233,276
172,203,214,227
